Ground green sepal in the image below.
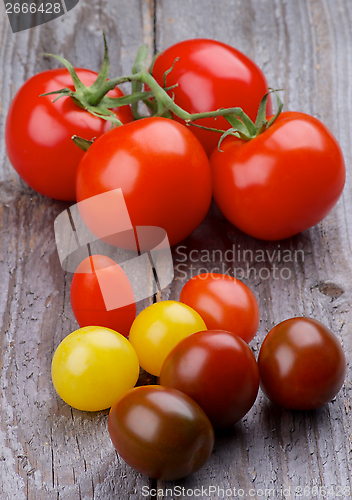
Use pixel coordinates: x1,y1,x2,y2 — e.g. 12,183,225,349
267,88,284,127
41,53,86,93
217,128,240,151
40,87,72,97
89,31,110,93
72,135,94,152
224,113,251,136
217,127,252,151
218,89,284,145
254,91,270,128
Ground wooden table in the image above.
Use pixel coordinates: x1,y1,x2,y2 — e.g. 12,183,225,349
1,0,352,498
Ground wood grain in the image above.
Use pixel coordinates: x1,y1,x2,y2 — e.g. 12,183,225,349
1,0,352,498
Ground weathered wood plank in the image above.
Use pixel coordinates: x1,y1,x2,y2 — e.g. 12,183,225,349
1,0,352,498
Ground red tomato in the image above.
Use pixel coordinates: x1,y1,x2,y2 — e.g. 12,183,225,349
108,385,214,480
70,255,136,338
75,117,212,247
179,273,259,343
5,68,133,201
160,330,259,429
258,317,346,410
152,38,272,156
210,112,346,240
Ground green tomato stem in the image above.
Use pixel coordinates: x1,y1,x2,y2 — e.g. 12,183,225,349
43,34,283,144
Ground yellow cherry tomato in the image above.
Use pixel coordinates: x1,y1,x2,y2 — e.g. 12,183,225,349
129,300,207,376
51,326,139,411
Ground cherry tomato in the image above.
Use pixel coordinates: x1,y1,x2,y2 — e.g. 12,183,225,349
51,326,139,411
258,317,346,410
160,330,259,429
108,385,214,480
70,255,136,338
129,300,207,376
210,112,346,240
75,117,212,247
152,38,272,156
5,68,133,200
179,273,259,343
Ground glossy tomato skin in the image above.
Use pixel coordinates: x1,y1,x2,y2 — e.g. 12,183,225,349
70,255,136,337
258,317,346,410
5,68,133,201
51,326,139,411
179,273,259,343
129,300,207,376
108,385,214,480
160,330,259,429
210,112,346,240
76,117,212,247
152,39,272,156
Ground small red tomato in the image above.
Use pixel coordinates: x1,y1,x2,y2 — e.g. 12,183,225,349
5,68,133,201
160,330,259,428
108,385,214,480
258,317,346,410
152,38,272,156
70,255,136,337
210,111,346,240
179,273,259,343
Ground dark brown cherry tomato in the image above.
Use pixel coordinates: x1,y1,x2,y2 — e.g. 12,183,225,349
179,273,259,343
108,385,214,480
258,317,346,410
160,330,259,429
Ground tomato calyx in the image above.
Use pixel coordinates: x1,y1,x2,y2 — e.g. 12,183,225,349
40,33,153,127
215,89,283,149
71,135,93,152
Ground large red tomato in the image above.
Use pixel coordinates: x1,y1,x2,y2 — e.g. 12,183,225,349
152,38,272,155
179,273,259,343
70,255,136,338
75,117,212,247
5,68,133,201
210,112,346,240
160,330,259,429
258,317,346,410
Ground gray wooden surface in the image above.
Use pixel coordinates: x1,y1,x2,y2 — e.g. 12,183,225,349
1,0,352,498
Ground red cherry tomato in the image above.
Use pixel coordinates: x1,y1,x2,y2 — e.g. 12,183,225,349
210,111,346,240
258,317,346,410
70,255,136,338
179,273,259,343
5,68,133,200
160,330,259,429
152,38,272,156
108,385,214,480
75,117,212,247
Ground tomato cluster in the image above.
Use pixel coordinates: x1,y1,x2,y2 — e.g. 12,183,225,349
5,38,345,242
51,269,346,480
5,36,347,482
